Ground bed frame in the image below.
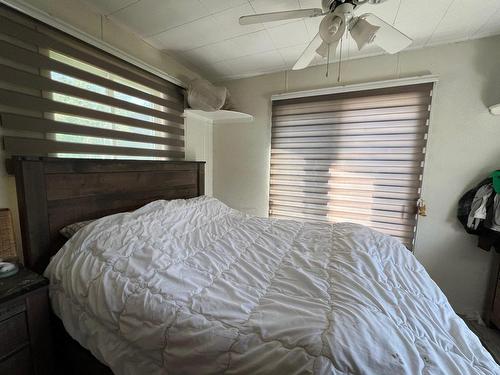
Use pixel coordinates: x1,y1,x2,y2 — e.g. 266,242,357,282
6,156,206,375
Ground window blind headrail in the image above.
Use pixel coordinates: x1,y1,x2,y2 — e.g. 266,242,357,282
273,83,433,106
0,12,183,100
1,114,183,147
0,40,183,111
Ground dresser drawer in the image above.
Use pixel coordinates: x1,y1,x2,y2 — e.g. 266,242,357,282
492,280,500,328
0,346,32,375
0,311,29,359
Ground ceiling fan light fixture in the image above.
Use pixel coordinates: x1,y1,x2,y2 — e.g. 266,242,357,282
319,14,344,43
356,13,413,54
350,17,380,51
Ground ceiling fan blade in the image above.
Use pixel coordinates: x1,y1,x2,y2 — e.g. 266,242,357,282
350,14,412,54
293,33,323,71
315,41,340,58
239,8,323,25
315,42,329,58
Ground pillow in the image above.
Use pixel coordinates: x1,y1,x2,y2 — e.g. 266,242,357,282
59,219,94,239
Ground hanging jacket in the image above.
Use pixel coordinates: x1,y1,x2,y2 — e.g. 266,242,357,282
457,178,492,234
485,194,500,232
467,184,493,230
458,176,500,252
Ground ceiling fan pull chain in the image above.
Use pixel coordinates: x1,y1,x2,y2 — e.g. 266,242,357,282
326,42,331,77
337,36,343,82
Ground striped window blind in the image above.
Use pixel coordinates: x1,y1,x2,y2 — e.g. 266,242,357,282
270,83,434,249
0,5,185,160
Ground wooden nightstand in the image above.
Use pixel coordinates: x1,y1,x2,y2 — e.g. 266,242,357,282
0,267,53,374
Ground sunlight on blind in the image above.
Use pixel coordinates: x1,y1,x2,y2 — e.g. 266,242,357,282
270,84,434,250
48,51,169,160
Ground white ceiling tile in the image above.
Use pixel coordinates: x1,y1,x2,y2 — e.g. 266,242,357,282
181,30,275,65
299,0,323,38
209,61,232,75
148,16,223,52
224,50,286,77
109,0,211,37
299,0,322,9
250,0,301,14
179,46,223,66
222,30,276,59
428,0,500,45
356,0,400,21
279,43,308,67
82,0,139,15
199,0,248,14
393,0,454,48
267,20,310,48
78,0,500,81
212,3,264,38
303,15,322,39
198,60,233,80
473,5,500,38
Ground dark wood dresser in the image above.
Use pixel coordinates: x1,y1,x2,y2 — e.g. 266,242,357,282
0,267,53,374
486,248,500,328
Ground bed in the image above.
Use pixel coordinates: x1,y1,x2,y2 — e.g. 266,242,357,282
8,157,500,375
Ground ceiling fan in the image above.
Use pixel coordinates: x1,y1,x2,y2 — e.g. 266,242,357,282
239,0,412,71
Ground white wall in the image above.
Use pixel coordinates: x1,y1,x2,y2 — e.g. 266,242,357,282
185,115,213,196
0,0,211,258
213,35,500,316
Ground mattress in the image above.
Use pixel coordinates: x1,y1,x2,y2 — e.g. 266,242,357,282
45,196,500,375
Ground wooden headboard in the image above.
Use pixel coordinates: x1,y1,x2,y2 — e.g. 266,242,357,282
6,157,205,273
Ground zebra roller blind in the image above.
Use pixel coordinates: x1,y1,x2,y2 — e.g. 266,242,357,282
270,83,434,249
0,5,185,159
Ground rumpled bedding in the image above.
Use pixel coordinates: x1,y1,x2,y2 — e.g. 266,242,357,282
45,196,500,375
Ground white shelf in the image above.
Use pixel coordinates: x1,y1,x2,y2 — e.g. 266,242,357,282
183,109,254,124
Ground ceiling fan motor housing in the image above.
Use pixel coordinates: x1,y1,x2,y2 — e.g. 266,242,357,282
324,0,386,13
319,2,355,43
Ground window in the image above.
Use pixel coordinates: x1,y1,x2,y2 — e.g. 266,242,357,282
270,83,434,249
0,5,185,160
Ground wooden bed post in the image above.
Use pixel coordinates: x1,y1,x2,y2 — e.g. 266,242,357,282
198,163,205,196
7,157,50,273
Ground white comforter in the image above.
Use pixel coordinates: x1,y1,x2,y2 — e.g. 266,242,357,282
45,197,499,375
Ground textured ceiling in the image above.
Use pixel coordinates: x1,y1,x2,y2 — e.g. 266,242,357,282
82,0,500,81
